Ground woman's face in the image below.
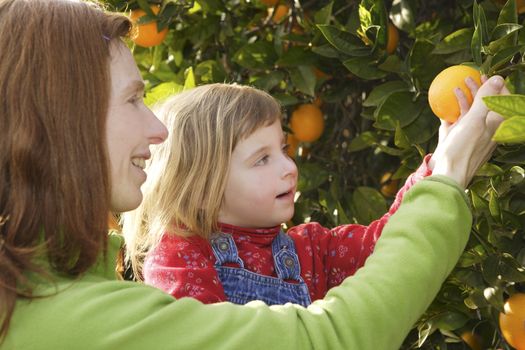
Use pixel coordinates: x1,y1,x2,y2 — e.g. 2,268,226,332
106,42,168,212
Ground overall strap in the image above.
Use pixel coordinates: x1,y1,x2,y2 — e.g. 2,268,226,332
271,231,302,281
210,233,245,268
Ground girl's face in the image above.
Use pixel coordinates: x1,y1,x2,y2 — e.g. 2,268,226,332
218,120,298,228
106,42,168,212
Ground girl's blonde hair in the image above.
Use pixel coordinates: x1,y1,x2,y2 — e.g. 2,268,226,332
122,83,282,279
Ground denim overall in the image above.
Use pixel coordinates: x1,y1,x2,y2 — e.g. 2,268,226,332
210,231,312,307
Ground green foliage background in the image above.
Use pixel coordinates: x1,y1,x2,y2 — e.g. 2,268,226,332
103,0,525,348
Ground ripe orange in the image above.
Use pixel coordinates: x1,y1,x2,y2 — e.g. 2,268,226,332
271,4,289,23
428,65,482,123
130,5,168,48
261,0,279,6
499,293,525,350
290,104,324,142
286,133,299,158
379,172,399,197
386,23,399,54
460,331,483,350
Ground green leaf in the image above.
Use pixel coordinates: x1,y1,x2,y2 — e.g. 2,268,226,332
390,0,415,33
401,106,440,144
489,45,525,75
194,60,226,83
276,47,318,67
394,122,411,149
493,116,525,143
498,0,518,25
273,93,299,107
314,2,333,25
297,163,329,192
377,55,405,73
250,71,285,91
351,186,387,225
183,67,196,90
483,94,525,119
144,81,183,107
311,45,340,58
433,28,475,55
348,131,378,152
374,91,423,130
317,25,371,57
363,80,409,107
489,190,502,220
289,66,316,97
232,41,277,70
343,57,387,80
409,40,445,89
487,24,522,54
506,70,525,94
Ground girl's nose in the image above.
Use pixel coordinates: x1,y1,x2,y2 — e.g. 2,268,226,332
281,153,298,179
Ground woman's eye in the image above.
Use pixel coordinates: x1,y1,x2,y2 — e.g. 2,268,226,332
255,155,269,166
128,95,143,105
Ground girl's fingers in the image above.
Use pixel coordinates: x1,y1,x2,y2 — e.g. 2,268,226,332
486,110,504,135
481,74,488,84
465,75,505,121
465,76,480,98
455,87,470,117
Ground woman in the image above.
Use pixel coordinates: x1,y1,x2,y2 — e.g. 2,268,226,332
0,0,505,349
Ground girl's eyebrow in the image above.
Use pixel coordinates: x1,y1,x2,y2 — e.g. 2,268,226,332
244,145,270,164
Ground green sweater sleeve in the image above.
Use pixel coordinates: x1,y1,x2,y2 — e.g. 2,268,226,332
4,176,471,350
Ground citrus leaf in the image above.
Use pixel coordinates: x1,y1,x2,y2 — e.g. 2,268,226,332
363,80,409,107
351,186,387,225
374,91,423,130
433,28,474,55
317,25,371,56
483,94,525,119
144,81,183,107
343,57,387,80
493,116,525,143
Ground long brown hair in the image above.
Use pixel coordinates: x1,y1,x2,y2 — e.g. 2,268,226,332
0,0,131,339
122,84,282,280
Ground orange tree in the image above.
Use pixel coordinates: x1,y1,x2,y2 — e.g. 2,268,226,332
104,0,525,348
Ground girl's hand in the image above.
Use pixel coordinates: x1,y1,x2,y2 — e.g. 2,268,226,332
429,75,508,189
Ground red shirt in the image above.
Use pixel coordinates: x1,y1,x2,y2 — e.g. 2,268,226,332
144,156,432,303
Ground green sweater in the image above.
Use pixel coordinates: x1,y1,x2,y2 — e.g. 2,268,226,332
3,176,471,350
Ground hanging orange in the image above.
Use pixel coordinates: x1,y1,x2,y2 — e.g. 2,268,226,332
290,104,324,142
130,5,168,48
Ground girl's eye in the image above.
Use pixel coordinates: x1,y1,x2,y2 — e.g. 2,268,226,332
255,155,269,166
282,144,290,154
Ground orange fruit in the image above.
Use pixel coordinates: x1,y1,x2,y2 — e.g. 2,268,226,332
290,103,324,142
379,172,399,197
460,331,483,350
386,23,399,54
428,65,482,123
130,5,168,48
271,4,289,23
261,0,279,6
499,293,525,350
286,133,299,158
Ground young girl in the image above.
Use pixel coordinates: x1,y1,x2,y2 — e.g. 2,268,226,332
123,83,469,306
